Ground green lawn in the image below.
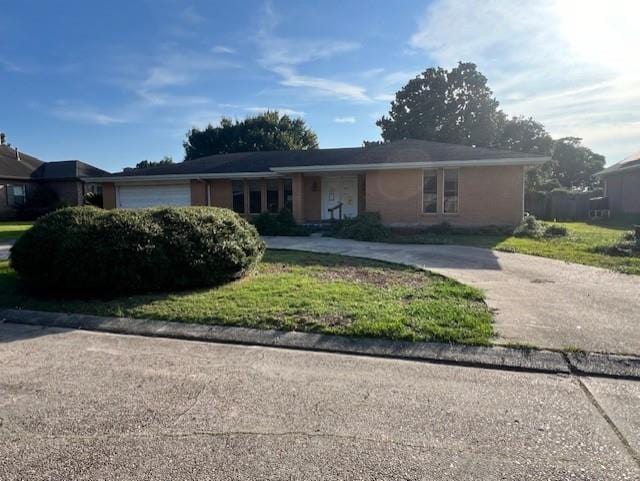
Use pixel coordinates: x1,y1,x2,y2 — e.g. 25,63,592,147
0,250,493,345
0,221,33,241
389,217,640,275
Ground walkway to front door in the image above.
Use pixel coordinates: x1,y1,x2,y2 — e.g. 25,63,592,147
321,175,358,220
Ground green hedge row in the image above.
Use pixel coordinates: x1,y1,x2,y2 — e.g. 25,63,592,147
10,206,265,297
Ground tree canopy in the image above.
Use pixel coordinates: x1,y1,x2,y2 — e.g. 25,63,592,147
375,62,605,191
135,156,174,169
377,62,504,147
183,111,318,160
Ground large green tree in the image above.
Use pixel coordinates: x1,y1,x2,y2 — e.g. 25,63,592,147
495,117,555,192
376,63,606,192
184,111,318,160
377,62,505,147
551,137,605,190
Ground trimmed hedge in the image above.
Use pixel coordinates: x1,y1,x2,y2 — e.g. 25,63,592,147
252,208,308,236
331,212,390,242
10,206,265,296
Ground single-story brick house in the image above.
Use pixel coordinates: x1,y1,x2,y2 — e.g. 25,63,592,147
88,139,548,227
0,143,108,219
595,151,640,215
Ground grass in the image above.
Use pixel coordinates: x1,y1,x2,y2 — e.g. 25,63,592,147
0,249,494,345
0,221,33,241
388,216,640,275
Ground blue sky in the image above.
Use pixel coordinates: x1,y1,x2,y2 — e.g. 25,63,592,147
1,0,638,172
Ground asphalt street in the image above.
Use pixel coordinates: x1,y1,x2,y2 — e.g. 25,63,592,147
1,322,638,480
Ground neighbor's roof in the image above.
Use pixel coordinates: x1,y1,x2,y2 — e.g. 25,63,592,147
101,139,548,181
32,160,109,180
596,151,640,177
0,144,44,179
0,144,108,181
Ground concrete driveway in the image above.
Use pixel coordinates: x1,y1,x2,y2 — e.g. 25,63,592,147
1,323,639,480
266,237,640,355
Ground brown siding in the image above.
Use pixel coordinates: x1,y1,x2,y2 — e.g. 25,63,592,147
606,170,640,214
190,180,207,206
366,169,422,224
365,165,524,226
46,181,83,205
210,179,233,209
102,183,116,210
0,183,10,219
303,175,321,222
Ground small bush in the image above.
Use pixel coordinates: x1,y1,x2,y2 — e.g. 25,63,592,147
84,191,103,208
331,212,390,242
593,230,640,258
544,224,568,238
424,222,455,235
10,206,265,296
513,215,545,238
252,209,308,236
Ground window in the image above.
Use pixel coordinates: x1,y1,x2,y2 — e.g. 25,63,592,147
283,179,293,211
443,169,458,214
249,180,262,214
232,180,244,213
422,170,438,214
11,184,26,206
266,179,279,213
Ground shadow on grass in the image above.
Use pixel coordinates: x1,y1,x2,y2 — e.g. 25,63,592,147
585,214,640,231
0,250,426,323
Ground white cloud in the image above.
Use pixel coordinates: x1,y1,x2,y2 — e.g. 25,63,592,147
373,93,394,102
0,57,24,73
334,116,356,124
212,45,236,54
255,2,369,103
273,66,369,102
245,106,305,116
51,101,128,125
409,0,640,163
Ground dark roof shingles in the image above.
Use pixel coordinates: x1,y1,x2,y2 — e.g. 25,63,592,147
0,145,108,180
114,139,541,178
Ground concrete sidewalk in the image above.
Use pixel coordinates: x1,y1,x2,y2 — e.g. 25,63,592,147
266,236,640,355
0,241,12,261
1,322,638,480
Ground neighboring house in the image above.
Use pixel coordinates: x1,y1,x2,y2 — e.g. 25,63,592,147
0,143,108,219
595,151,640,215
87,139,548,227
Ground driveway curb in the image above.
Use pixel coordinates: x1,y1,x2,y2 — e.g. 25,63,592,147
2,308,639,379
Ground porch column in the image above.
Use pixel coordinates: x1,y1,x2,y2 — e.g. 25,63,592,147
260,179,268,213
102,183,116,210
277,179,285,210
291,173,304,223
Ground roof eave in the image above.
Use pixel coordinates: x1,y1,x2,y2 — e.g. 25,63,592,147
595,163,640,178
84,171,281,183
270,156,550,173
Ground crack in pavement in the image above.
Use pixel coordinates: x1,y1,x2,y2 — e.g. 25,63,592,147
562,352,640,469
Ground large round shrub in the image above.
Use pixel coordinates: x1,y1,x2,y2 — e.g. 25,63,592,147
10,206,265,296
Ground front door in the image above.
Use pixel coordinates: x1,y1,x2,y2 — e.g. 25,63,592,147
322,175,358,220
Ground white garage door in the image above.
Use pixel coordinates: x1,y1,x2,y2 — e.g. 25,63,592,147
117,184,191,209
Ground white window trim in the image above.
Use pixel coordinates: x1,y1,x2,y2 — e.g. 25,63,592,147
422,168,439,215
442,168,459,215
